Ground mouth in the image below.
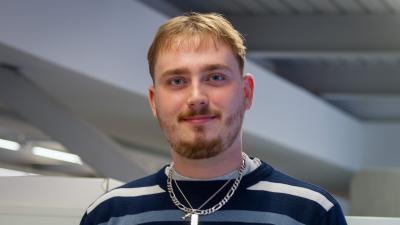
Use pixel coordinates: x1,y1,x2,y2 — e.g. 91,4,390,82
182,115,217,125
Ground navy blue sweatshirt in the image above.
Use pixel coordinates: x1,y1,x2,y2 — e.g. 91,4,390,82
80,161,347,225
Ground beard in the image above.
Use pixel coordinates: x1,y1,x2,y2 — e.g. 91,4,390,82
157,101,246,160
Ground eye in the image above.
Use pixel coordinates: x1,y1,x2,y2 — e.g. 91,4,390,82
168,77,186,87
208,74,226,82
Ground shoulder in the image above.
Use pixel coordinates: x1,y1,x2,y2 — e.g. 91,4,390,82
254,168,338,210
248,163,338,211
80,167,168,225
244,162,346,224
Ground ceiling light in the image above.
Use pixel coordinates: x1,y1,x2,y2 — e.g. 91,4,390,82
32,146,83,164
0,168,37,176
0,138,20,151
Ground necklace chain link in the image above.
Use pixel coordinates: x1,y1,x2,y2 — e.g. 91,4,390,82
167,153,247,218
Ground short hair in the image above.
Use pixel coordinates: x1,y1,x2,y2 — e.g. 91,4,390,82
147,12,246,80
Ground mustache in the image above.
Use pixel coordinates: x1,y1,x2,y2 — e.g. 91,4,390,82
177,107,221,121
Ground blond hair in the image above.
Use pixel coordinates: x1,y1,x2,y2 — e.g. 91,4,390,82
147,12,246,79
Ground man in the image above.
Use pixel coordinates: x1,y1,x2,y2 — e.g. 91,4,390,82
80,12,347,225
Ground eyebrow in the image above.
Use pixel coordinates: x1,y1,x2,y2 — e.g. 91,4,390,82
161,68,190,78
202,63,232,72
161,64,232,78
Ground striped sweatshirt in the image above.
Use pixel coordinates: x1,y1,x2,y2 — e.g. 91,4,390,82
80,161,347,225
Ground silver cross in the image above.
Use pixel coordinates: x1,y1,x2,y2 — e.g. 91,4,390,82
182,212,199,225
190,214,198,225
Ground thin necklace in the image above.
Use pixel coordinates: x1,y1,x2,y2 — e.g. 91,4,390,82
167,152,247,225
172,167,234,210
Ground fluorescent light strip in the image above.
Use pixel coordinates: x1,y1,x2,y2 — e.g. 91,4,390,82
32,146,83,164
0,168,37,176
0,138,20,151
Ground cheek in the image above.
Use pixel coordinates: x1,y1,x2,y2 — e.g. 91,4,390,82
214,88,244,111
156,91,186,115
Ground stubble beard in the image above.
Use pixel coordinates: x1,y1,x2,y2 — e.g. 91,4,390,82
157,102,246,160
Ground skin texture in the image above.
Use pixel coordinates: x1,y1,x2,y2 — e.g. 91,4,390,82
148,37,254,178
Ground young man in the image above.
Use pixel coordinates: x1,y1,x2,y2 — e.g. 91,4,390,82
80,13,347,225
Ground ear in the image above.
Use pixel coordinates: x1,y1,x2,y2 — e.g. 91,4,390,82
148,85,158,118
243,73,254,110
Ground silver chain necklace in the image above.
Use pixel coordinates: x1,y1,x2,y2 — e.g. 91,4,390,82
167,152,247,225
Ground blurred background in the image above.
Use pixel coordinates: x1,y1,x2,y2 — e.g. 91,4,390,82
1,0,400,221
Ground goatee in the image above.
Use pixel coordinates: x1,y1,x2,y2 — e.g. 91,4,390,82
158,102,245,159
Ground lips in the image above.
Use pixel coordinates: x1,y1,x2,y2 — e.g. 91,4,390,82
182,115,216,124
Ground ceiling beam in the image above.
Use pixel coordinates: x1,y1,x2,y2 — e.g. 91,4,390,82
138,0,182,17
323,93,400,102
0,66,147,181
228,14,400,54
273,62,400,94
322,93,400,121
248,51,400,60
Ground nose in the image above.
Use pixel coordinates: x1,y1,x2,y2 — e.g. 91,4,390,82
187,82,209,111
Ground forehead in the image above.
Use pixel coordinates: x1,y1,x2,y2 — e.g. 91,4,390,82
154,35,239,76
159,34,221,55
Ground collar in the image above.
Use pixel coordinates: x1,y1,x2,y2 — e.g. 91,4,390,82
164,153,262,181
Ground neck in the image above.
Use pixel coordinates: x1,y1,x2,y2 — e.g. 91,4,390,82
171,138,243,179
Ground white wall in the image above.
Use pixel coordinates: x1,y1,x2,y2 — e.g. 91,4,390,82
351,169,400,217
0,176,122,225
362,123,400,167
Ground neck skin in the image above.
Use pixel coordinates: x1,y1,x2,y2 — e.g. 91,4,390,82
171,134,243,179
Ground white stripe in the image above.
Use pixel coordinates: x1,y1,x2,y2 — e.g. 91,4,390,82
247,181,334,211
87,185,165,213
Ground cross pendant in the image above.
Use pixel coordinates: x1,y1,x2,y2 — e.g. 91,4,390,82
190,214,198,225
182,212,198,225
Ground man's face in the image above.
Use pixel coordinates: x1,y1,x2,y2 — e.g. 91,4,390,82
148,37,253,159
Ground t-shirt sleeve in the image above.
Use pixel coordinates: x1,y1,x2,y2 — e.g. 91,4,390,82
316,203,348,225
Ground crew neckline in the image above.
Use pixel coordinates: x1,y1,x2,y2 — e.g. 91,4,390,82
157,159,274,191
164,153,262,181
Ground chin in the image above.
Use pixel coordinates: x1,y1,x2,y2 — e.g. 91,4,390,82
171,137,223,160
